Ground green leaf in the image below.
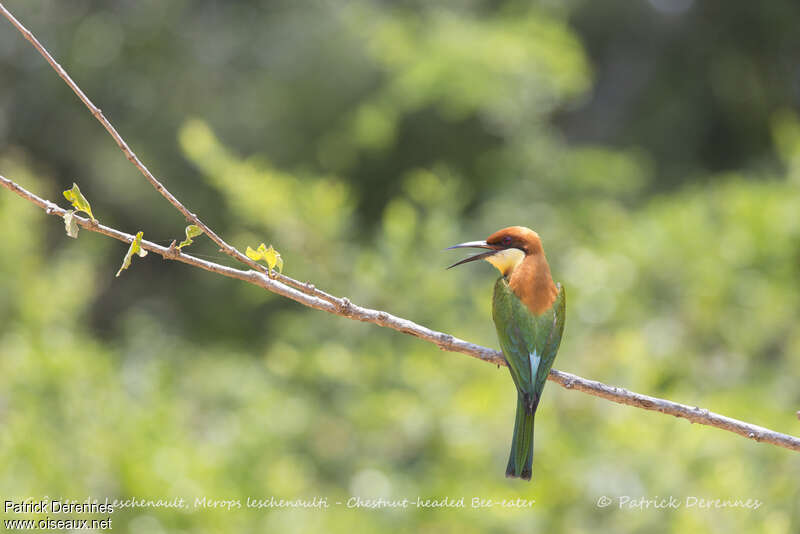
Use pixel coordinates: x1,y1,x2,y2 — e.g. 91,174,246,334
245,245,262,261
176,224,204,249
116,231,147,277
245,242,283,273
63,210,79,239
262,244,281,272
63,182,96,221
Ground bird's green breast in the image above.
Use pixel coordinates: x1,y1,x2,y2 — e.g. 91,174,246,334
492,277,566,397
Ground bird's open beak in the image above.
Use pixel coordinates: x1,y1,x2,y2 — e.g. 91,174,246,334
446,240,499,269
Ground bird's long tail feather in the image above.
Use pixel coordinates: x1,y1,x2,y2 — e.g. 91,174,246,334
506,392,535,480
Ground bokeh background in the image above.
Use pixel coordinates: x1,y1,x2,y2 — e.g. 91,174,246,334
1,0,800,532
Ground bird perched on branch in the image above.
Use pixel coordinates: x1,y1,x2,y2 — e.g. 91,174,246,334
448,226,566,480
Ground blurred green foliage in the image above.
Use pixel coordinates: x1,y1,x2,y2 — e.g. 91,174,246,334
1,1,799,532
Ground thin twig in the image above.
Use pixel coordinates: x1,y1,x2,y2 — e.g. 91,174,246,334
0,2,339,307
2,173,800,454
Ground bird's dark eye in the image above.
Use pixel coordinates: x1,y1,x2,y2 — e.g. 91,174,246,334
502,236,512,246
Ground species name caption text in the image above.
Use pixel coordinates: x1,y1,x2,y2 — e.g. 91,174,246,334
178,496,537,510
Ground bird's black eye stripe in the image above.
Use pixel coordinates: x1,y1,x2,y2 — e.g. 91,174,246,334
502,236,512,246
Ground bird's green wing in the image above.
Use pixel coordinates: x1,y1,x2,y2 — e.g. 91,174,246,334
492,277,566,407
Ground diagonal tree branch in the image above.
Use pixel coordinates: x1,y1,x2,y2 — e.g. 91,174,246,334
2,4,800,456
2,173,800,454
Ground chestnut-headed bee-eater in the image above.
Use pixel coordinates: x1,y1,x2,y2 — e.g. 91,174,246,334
448,226,566,480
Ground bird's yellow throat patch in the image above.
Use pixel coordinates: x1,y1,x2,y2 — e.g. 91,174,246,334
486,248,525,276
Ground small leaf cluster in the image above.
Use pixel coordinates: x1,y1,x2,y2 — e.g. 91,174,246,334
246,243,284,273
